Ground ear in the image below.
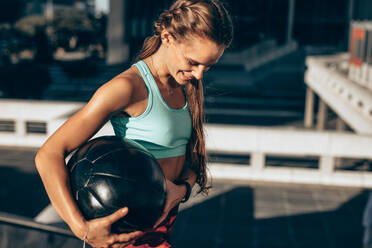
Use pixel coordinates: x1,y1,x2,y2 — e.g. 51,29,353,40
160,29,175,47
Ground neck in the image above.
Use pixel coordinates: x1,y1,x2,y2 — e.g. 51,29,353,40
147,46,178,89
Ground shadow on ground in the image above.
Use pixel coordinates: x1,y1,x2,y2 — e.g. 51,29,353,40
0,173,368,248
171,186,367,248
0,167,49,217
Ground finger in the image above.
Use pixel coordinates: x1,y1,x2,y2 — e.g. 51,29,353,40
119,241,134,248
111,242,132,248
153,213,167,228
116,230,143,243
154,203,172,227
120,243,132,248
104,207,129,225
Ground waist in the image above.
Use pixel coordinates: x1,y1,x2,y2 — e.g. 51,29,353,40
158,155,186,181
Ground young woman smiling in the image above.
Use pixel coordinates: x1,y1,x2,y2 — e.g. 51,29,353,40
35,0,233,247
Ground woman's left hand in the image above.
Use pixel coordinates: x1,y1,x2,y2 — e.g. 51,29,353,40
153,179,186,228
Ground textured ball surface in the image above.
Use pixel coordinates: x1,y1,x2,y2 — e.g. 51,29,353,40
66,136,167,232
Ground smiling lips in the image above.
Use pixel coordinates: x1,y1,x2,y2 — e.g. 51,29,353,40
181,71,193,80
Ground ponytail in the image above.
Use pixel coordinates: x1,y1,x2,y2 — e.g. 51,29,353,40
136,35,161,61
186,79,209,194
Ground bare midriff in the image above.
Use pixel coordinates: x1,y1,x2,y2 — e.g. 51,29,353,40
157,155,186,182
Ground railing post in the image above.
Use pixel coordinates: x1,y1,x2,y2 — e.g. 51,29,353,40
304,87,315,128
317,99,328,131
336,117,346,131
15,120,25,137
319,156,335,174
251,152,265,171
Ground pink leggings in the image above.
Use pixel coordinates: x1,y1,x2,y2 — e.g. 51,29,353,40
126,205,179,248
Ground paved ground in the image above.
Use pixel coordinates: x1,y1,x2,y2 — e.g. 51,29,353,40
173,180,368,248
0,147,369,248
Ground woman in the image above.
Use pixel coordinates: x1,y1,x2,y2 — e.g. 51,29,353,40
35,0,233,247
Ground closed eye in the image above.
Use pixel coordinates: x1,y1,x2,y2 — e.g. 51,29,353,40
188,60,199,66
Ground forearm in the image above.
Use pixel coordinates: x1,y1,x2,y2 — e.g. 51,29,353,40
35,149,87,239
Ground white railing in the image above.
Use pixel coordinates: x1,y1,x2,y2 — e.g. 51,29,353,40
0,99,84,147
305,54,372,134
0,99,112,147
206,124,372,188
0,99,371,188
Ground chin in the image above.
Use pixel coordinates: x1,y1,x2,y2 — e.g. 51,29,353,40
179,77,191,85
176,72,193,85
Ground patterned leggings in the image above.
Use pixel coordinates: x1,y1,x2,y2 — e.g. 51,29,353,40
126,205,179,248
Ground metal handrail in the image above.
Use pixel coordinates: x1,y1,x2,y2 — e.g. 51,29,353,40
0,211,77,239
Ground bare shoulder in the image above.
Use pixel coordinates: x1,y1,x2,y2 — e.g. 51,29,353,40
91,66,143,112
110,65,144,93
37,67,143,154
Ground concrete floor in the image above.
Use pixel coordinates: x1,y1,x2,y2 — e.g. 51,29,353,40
173,180,368,248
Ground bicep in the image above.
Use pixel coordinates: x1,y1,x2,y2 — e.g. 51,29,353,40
41,77,134,155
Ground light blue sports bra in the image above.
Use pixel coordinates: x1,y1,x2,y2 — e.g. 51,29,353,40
110,60,192,159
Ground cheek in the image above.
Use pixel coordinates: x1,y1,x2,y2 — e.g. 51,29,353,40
173,60,190,74
167,51,190,73
174,52,190,71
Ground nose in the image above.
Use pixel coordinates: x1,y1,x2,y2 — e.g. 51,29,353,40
191,65,206,80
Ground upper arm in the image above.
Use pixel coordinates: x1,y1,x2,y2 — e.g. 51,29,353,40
39,76,135,156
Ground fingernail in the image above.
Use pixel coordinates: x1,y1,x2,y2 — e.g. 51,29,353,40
122,207,128,213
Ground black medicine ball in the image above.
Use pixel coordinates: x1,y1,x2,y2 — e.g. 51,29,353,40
66,136,167,233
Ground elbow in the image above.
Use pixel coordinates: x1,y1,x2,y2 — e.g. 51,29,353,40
34,146,53,174
34,148,45,173
34,144,67,175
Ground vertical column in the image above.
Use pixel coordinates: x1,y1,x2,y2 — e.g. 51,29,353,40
336,117,346,131
286,0,296,43
106,0,130,65
16,120,26,137
45,0,54,22
320,156,335,174
346,0,355,49
316,99,327,131
251,152,265,171
335,117,346,168
304,87,315,128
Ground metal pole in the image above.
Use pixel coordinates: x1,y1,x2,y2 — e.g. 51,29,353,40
286,0,296,43
45,0,53,22
106,0,130,64
346,0,355,49
0,212,76,239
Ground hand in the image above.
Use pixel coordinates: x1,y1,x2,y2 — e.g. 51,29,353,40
153,179,186,228
82,207,143,248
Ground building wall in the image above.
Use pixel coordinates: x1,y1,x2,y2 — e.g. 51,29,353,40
354,0,372,19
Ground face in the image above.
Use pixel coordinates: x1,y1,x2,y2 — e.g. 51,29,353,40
162,32,225,85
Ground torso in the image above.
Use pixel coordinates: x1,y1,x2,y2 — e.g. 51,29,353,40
112,62,187,182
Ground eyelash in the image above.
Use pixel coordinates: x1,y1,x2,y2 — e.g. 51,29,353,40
188,61,198,66
188,60,212,70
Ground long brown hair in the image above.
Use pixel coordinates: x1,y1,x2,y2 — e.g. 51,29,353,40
136,0,233,194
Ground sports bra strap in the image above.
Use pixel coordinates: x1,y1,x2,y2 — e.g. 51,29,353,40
134,60,157,93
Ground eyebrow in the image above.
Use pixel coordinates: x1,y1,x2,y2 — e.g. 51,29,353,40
186,57,217,67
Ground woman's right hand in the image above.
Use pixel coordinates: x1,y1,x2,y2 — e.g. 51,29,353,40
81,207,143,248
